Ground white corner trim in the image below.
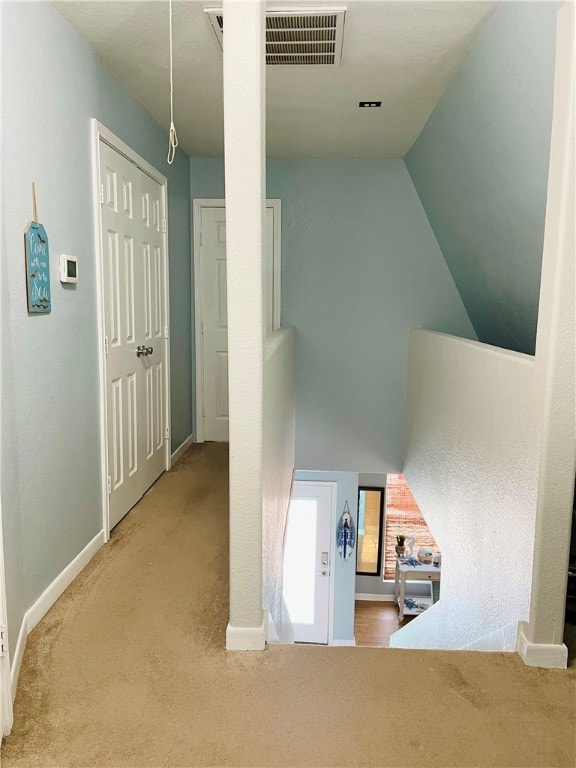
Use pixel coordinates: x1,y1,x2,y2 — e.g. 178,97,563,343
226,621,266,651
11,530,105,699
10,617,27,701
265,611,280,643
355,593,395,602
171,434,194,466
331,638,356,647
516,621,568,669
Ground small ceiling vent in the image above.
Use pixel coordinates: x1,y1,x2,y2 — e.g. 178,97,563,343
205,8,346,67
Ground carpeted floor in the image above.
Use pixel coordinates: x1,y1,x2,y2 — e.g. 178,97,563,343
3,443,576,767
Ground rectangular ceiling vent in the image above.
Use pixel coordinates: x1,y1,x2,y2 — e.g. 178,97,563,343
205,8,346,67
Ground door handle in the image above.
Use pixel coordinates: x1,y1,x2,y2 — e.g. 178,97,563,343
145,346,153,356
136,345,145,357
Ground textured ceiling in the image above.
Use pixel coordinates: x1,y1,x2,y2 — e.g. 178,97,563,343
53,0,496,158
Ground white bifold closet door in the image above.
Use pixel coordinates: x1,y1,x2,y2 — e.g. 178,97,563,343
99,141,168,530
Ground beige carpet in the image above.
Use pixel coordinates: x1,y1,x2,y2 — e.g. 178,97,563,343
3,443,575,768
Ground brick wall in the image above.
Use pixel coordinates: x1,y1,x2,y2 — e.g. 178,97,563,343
383,474,439,580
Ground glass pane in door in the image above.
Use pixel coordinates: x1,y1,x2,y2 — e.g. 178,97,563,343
283,498,317,625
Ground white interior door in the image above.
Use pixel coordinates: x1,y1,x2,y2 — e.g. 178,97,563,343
100,141,169,530
199,207,229,443
197,203,278,442
283,482,334,644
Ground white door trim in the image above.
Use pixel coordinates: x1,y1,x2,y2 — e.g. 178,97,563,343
0,497,13,736
91,120,171,540
193,198,281,443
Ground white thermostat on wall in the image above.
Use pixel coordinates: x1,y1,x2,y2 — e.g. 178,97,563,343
59,254,78,284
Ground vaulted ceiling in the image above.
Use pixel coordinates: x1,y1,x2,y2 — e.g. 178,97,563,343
54,0,496,158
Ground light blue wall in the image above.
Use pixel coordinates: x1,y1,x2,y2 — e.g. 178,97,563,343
405,2,560,355
190,158,227,200
278,159,476,472
295,471,358,643
1,2,191,654
190,158,475,473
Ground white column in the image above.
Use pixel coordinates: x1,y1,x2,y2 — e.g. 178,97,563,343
517,1,575,669
223,0,266,650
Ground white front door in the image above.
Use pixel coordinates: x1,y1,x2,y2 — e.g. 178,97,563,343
283,482,335,644
99,141,169,530
196,203,279,442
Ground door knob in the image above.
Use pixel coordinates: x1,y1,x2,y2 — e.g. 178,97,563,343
145,346,153,356
136,345,145,357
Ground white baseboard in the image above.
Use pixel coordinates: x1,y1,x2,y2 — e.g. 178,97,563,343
10,529,105,699
331,638,356,646
171,434,194,466
516,621,568,669
355,593,395,602
26,531,105,633
226,620,266,651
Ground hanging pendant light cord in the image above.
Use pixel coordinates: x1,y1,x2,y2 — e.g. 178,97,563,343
167,0,179,164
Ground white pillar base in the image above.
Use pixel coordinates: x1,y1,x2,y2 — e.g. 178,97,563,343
226,619,266,651
516,621,568,669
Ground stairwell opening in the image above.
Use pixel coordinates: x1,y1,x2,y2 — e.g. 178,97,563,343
355,474,441,648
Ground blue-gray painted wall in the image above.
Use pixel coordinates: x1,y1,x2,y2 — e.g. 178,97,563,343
1,1,192,654
190,158,476,473
405,2,560,355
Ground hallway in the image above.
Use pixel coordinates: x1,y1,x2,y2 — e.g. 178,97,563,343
3,444,575,767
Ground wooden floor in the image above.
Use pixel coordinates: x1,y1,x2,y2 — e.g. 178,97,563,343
354,601,414,647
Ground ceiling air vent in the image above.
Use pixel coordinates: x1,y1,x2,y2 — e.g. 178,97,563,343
205,8,346,67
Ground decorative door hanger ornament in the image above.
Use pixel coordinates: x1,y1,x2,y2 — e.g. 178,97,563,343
337,501,356,560
24,183,51,313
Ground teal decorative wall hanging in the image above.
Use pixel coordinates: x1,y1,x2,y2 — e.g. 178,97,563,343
336,501,356,560
24,184,51,313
